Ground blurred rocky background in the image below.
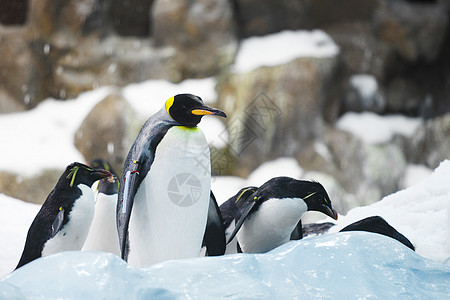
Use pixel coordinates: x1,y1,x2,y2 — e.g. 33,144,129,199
0,0,449,213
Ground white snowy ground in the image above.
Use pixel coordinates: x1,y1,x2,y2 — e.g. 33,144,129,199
0,29,449,297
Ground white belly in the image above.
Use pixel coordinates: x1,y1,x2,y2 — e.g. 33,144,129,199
129,126,211,267
43,185,95,256
83,192,120,256
237,198,307,253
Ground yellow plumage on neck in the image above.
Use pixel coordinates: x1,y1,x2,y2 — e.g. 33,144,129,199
165,96,175,118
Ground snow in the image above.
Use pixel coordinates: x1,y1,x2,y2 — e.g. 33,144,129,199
329,160,450,262
349,74,378,101
336,111,422,144
233,30,340,73
0,87,112,177
1,233,449,299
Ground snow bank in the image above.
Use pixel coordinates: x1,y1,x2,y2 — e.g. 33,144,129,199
336,112,422,144
233,30,339,74
2,233,449,299
330,160,450,262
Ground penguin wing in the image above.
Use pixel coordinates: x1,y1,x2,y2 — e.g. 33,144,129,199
117,165,141,260
290,219,303,240
225,196,259,245
202,192,226,256
116,120,173,261
51,207,65,238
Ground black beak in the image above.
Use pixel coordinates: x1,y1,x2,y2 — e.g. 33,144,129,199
323,205,338,220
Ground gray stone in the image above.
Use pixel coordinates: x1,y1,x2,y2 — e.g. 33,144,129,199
74,93,143,173
0,169,62,205
152,0,238,78
217,56,339,177
374,0,448,62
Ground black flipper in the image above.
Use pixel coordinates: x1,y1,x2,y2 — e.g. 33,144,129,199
237,241,243,253
340,216,415,251
51,208,65,238
290,219,303,240
226,197,259,245
202,191,226,256
117,165,141,261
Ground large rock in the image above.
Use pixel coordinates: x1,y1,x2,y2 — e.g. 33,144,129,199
0,27,44,113
297,127,407,207
374,0,448,62
52,36,177,99
217,55,339,177
0,169,62,205
74,93,143,173
152,0,238,78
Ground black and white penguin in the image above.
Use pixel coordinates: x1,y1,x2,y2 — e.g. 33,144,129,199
220,176,338,254
117,94,227,267
16,162,114,269
339,216,415,251
83,159,120,255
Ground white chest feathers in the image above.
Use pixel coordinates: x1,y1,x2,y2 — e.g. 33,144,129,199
42,184,95,256
129,126,211,267
83,191,120,256
237,198,307,253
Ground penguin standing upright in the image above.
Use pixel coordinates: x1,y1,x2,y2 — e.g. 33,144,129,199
220,177,338,254
16,162,114,269
117,94,226,267
83,159,120,255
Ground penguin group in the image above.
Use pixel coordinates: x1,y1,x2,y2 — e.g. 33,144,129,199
14,93,414,270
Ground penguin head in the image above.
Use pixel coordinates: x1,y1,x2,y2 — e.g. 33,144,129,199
255,177,338,220
165,94,227,127
88,159,119,195
64,162,114,189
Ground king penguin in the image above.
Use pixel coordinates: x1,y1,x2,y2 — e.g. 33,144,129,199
16,162,113,269
220,176,338,254
117,94,227,267
83,159,120,255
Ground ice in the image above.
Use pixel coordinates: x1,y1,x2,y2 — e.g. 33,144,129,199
233,30,340,74
2,233,449,299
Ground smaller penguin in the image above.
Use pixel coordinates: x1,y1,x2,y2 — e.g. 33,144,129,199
220,177,338,254
83,159,120,255
339,216,415,251
16,162,114,269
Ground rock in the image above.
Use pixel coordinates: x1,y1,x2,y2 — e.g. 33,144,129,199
344,74,385,113
374,0,448,62
217,55,339,177
0,169,62,205
324,22,395,80
28,0,112,49
74,93,143,173
0,27,43,112
299,127,407,207
385,77,424,115
405,112,450,169
52,36,177,99
152,0,238,78
110,0,154,37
